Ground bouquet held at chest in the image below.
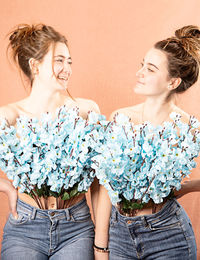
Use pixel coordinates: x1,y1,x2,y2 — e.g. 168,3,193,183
1,107,200,212
0,106,104,209
93,112,200,213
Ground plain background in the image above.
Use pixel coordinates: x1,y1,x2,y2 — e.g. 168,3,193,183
0,0,200,258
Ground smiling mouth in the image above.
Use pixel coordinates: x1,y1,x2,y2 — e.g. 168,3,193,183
58,77,68,81
136,81,145,87
57,74,70,83
136,80,145,84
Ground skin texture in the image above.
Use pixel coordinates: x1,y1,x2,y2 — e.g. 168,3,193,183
94,47,200,260
0,42,100,219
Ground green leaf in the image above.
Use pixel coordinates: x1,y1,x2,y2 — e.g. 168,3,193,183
49,190,59,198
70,187,78,198
131,202,144,209
62,192,70,201
120,195,145,213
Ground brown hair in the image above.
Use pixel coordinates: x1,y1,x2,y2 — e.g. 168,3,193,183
154,25,200,97
8,23,68,86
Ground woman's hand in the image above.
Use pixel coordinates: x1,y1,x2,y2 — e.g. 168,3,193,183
174,179,200,199
0,178,18,219
7,184,18,219
94,250,109,260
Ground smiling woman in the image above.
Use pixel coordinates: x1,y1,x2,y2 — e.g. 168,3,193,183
0,24,100,260
53,43,72,88
30,42,72,92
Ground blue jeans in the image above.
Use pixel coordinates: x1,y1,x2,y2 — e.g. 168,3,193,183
1,198,94,259
109,199,197,260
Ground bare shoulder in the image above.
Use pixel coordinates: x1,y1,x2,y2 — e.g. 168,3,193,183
0,103,19,125
172,105,190,123
110,103,143,123
73,98,100,119
74,98,100,113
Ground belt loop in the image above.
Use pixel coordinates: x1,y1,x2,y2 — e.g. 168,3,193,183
174,197,179,207
116,209,118,222
113,207,118,222
30,207,37,220
142,216,149,228
64,208,72,221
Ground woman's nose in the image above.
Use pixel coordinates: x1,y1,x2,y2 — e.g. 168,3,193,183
64,61,72,75
136,67,144,78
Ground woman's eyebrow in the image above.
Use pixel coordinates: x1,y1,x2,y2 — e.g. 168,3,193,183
54,55,72,60
143,59,159,70
147,62,159,70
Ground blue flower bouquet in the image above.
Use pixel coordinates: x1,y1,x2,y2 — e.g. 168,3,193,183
0,106,104,209
93,112,200,214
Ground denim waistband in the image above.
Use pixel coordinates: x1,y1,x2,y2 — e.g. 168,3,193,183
16,198,88,221
112,198,181,226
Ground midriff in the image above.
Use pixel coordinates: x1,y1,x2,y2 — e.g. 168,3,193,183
18,192,85,210
116,200,166,217
133,203,164,216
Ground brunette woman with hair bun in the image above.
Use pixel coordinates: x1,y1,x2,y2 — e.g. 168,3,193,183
95,25,200,260
0,24,100,259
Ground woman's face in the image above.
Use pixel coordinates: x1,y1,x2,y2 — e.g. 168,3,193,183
36,42,72,90
134,47,171,98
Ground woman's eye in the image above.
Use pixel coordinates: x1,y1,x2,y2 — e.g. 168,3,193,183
68,60,72,65
147,68,154,72
55,59,63,63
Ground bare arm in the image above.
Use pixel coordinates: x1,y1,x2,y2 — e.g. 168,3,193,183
0,105,19,218
94,185,112,260
174,179,200,199
94,110,122,259
0,177,18,218
90,177,99,223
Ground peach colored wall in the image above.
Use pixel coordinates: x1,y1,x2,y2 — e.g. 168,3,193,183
1,0,200,258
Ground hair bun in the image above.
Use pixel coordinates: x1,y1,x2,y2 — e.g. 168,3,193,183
173,25,200,63
9,24,37,49
175,25,200,39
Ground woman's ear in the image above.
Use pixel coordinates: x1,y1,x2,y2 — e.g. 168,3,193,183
167,77,182,90
29,58,39,75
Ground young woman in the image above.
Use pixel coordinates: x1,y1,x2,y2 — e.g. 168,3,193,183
0,24,100,259
94,25,200,260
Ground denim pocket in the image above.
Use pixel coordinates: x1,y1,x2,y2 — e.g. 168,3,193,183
109,212,118,228
179,217,196,241
71,204,92,222
147,213,181,231
8,212,30,225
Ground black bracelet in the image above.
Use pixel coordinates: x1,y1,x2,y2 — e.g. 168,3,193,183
93,244,109,253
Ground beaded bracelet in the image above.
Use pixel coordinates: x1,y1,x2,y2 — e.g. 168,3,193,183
93,244,110,253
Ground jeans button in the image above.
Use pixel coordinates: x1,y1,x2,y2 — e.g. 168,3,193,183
50,212,55,216
127,220,133,224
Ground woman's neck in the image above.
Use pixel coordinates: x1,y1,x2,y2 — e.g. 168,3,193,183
142,97,175,125
19,83,69,116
